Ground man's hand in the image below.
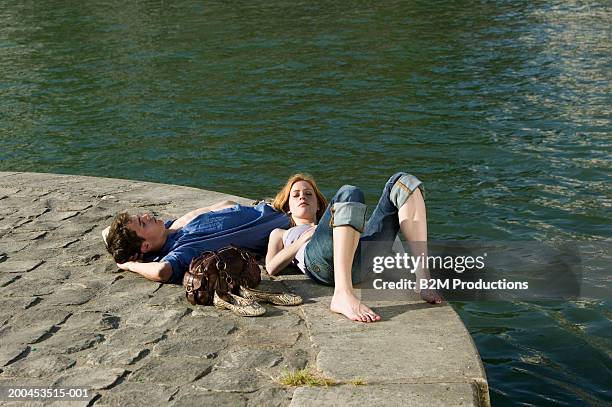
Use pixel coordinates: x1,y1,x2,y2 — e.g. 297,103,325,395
116,261,132,271
116,254,142,271
114,257,171,283
102,226,110,246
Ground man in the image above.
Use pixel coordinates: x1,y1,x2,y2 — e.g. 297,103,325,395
103,200,290,284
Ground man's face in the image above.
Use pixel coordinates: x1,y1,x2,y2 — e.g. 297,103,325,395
127,213,165,253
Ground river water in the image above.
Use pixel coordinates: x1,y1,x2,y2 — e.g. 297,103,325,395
1,1,610,404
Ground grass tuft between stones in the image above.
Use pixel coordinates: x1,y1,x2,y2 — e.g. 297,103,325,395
278,367,336,387
350,378,366,386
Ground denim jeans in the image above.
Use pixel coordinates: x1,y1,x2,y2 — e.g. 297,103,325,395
303,172,424,285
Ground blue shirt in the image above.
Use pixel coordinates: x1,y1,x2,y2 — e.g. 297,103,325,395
152,203,289,284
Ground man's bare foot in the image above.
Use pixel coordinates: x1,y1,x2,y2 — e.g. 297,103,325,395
420,289,443,304
330,291,381,323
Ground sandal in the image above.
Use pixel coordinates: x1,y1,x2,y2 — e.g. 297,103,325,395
239,287,303,306
213,292,266,317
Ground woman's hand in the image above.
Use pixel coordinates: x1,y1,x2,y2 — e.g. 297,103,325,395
297,225,317,245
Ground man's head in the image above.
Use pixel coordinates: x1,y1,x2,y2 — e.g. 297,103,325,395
105,212,166,263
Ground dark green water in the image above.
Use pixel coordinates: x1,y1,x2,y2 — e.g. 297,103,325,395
1,0,610,404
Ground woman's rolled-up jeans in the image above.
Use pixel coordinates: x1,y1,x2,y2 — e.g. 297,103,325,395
303,172,424,285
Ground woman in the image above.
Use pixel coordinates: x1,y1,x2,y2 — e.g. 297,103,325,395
265,172,442,323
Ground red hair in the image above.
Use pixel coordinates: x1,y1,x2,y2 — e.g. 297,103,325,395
272,173,328,225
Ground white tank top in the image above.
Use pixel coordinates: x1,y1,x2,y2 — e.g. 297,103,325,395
282,224,311,274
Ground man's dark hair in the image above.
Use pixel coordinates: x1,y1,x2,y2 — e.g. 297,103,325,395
105,212,143,264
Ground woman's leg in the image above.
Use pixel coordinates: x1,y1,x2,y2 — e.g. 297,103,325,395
398,188,442,304
304,185,381,322
361,172,441,304
330,226,381,322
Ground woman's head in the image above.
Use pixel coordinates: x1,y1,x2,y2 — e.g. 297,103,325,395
272,173,327,225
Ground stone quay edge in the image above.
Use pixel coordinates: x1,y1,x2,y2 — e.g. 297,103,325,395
0,172,490,406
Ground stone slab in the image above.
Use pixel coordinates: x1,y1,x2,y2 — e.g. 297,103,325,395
309,302,486,382
129,357,214,384
2,354,76,378
53,367,126,389
95,383,177,407
170,388,247,407
290,383,480,407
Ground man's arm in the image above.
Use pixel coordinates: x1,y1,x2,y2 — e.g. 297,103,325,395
168,200,238,231
101,200,240,242
117,260,173,283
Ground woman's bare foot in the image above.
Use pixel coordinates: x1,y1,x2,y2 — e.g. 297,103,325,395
420,289,443,304
330,291,381,322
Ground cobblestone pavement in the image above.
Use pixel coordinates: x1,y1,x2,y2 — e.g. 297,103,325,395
0,172,489,407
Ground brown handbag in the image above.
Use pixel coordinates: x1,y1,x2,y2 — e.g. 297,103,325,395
182,246,262,306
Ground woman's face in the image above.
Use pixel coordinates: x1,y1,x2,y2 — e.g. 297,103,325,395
288,180,319,222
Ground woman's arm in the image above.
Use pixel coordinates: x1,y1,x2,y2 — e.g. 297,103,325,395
265,229,297,276
116,260,173,282
265,227,315,276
